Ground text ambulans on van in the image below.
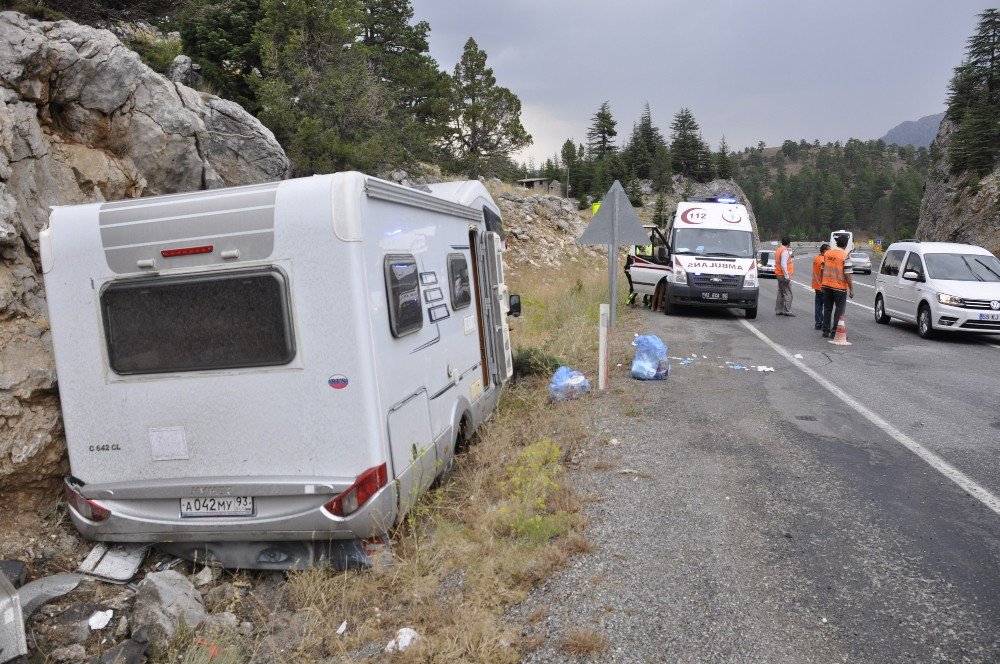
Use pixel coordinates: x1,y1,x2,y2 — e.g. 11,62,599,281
41,173,519,570
628,196,759,318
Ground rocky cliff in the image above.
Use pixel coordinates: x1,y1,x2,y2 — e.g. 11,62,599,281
0,11,289,495
917,116,1000,254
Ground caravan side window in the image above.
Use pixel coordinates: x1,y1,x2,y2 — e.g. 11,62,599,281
384,254,423,337
447,253,471,310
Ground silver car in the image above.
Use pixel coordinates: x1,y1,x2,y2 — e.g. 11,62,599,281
850,251,872,274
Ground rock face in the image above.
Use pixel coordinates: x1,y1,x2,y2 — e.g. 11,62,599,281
494,177,759,276
917,116,1000,254
0,11,289,494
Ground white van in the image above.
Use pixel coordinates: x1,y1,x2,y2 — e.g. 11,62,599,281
40,173,519,570
645,196,759,318
874,241,1000,339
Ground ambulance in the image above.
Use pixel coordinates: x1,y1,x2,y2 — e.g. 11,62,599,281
637,196,759,318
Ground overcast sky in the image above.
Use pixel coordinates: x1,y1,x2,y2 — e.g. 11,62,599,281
410,0,995,165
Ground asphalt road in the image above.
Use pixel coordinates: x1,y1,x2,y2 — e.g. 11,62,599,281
518,264,1000,662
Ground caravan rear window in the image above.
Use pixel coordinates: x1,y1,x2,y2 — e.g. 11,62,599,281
384,255,423,337
100,269,295,375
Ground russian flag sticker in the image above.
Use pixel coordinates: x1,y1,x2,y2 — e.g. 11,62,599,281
328,374,349,390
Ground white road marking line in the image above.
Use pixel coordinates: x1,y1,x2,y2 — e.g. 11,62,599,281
852,281,877,289
982,340,1000,350
789,279,875,312
739,318,1000,517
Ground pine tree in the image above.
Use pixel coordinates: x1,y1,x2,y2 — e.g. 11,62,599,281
624,103,667,179
623,123,652,180
358,0,452,156
650,145,672,192
587,102,618,159
444,38,531,177
670,107,702,177
652,193,669,228
178,0,264,112
254,0,399,175
692,137,716,182
716,135,733,179
946,11,1000,176
625,176,644,207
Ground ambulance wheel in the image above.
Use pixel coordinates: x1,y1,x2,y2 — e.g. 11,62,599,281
662,295,675,315
744,306,757,320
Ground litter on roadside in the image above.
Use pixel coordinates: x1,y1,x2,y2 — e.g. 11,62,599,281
89,609,114,630
757,366,775,372
631,335,670,380
386,627,419,653
548,366,590,402
336,621,347,636
793,353,804,359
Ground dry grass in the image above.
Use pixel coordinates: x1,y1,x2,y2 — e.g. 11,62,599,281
560,626,609,657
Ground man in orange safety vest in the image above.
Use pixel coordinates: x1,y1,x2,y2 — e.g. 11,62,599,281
821,235,855,337
774,236,794,316
812,243,830,329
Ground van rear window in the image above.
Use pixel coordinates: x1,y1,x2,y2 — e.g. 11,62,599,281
100,269,295,375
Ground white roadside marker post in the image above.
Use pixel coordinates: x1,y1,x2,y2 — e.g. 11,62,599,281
598,304,610,390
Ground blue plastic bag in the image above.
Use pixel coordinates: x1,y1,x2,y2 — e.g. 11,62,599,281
631,335,670,380
547,366,591,402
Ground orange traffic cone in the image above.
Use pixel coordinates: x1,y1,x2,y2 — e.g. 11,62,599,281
828,315,852,346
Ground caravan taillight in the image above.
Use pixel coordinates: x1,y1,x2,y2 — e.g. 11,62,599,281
323,463,388,517
64,482,111,522
161,245,214,258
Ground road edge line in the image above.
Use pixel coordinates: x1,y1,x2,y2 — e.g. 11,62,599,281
739,318,1000,517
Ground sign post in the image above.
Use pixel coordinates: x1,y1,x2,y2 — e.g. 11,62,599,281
578,181,649,329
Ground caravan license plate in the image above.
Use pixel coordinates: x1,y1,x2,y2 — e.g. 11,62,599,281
180,496,253,517
701,292,728,301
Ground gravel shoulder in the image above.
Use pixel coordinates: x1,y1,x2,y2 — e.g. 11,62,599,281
514,307,1000,663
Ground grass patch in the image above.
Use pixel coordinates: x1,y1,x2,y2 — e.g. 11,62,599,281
560,626,609,657
129,35,182,76
512,346,562,379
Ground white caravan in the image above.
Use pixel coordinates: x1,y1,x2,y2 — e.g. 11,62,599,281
631,196,759,318
41,173,520,570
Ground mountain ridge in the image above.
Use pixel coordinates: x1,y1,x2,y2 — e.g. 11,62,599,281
880,112,945,148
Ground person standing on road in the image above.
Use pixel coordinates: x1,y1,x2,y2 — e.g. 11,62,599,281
821,235,854,337
774,236,795,316
812,243,830,329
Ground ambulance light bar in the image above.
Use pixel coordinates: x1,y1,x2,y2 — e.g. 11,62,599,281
686,195,739,204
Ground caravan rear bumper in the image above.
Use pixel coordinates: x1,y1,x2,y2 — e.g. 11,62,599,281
66,476,398,568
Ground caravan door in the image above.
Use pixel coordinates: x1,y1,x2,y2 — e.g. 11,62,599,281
484,233,513,383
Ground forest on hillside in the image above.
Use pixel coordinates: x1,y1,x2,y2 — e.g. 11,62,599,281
535,102,930,241
735,140,929,241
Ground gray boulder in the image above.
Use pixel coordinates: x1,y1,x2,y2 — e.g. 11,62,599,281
132,571,206,647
